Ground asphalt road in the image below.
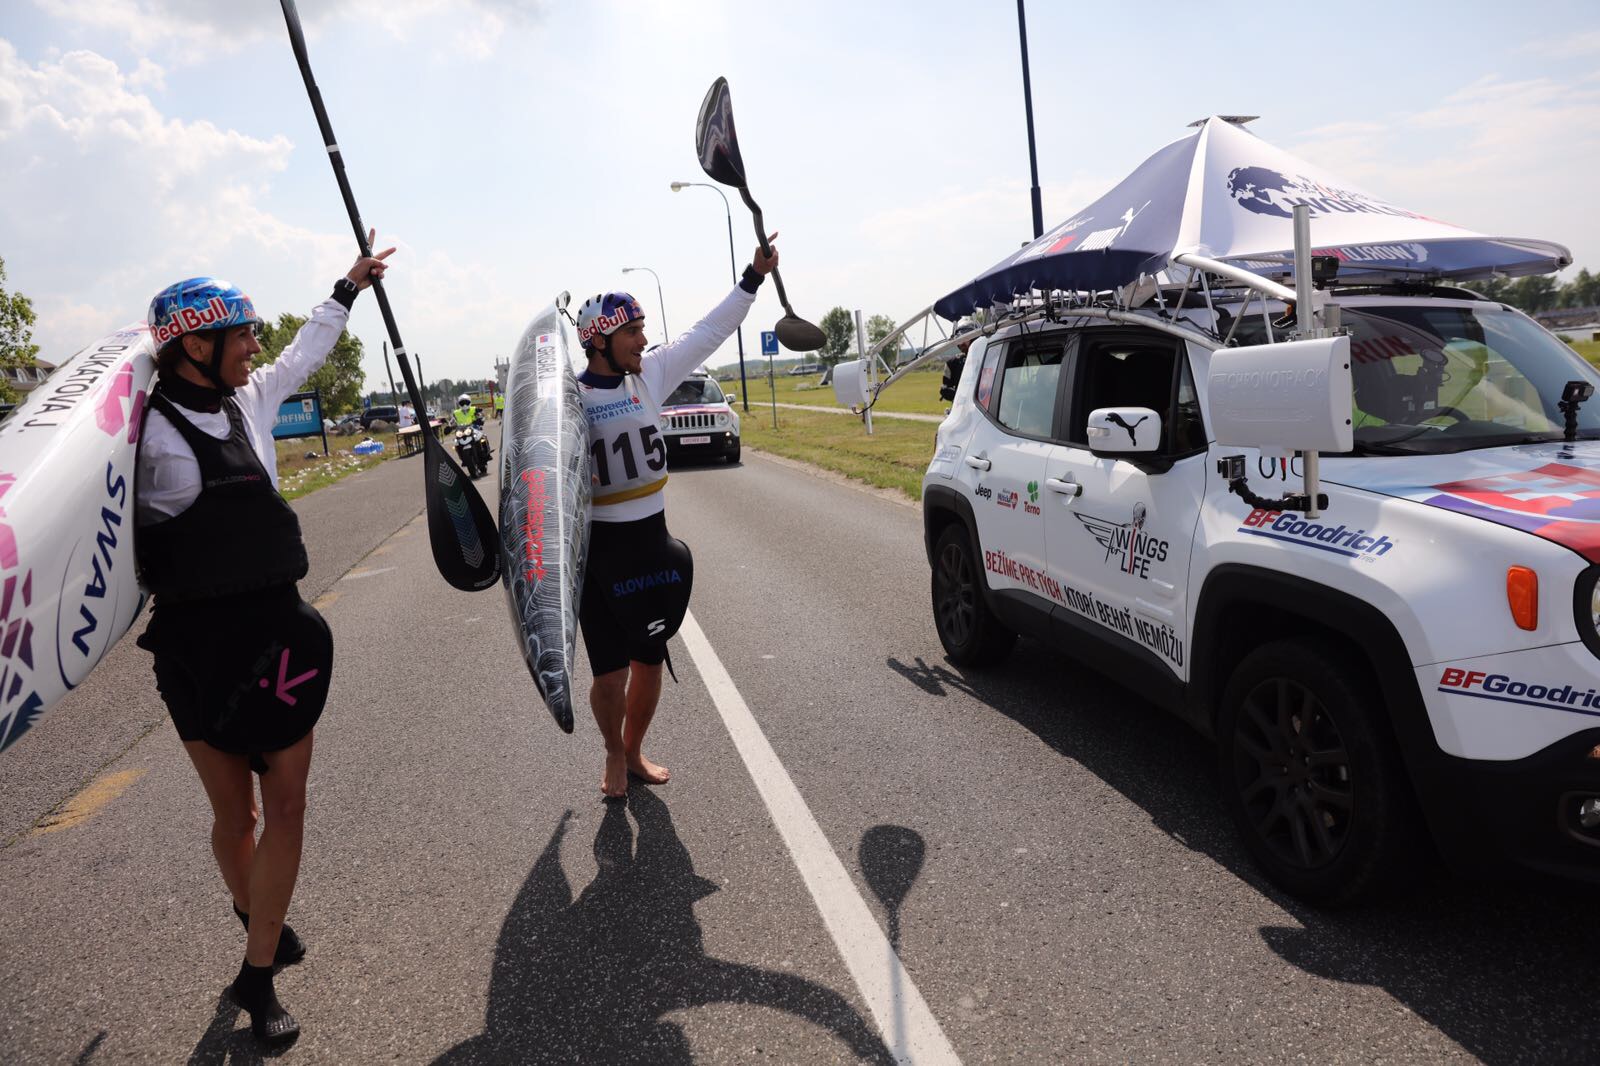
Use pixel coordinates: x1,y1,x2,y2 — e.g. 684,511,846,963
0,438,1595,1064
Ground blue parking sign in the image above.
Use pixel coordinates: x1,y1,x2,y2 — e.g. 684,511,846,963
760,330,779,356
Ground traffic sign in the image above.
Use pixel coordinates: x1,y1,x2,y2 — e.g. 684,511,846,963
760,330,779,356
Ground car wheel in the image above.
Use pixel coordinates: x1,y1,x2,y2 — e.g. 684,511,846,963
930,523,1016,667
726,440,741,464
1217,639,1421,906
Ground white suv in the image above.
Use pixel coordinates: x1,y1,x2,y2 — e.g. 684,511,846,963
660,371,740,464
923,288,1600,903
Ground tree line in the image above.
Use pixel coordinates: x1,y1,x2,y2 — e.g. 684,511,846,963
1471,269,1600,315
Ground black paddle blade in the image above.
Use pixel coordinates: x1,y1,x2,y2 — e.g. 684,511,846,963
422,434,501,591
696,76,746,188
776,315,826,352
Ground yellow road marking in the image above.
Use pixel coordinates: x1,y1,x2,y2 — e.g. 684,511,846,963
312,590,341,610
33,769,147,836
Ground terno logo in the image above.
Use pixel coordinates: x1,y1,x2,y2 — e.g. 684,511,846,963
1239,510,1395,559
1439,668,1600,719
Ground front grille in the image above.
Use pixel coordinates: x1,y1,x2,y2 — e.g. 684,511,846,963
666,413,717,430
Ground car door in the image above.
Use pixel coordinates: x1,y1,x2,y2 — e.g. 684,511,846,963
959,331,1069,606
1043,329,1207,679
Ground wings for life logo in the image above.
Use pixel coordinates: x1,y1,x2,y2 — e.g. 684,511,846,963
1225,166,1426,223
1075,502,1169,580
1421,461,1600,561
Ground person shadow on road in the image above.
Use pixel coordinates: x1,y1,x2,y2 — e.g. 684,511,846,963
435,786,891,1064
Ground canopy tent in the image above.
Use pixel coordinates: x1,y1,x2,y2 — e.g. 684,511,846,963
933,116,1571,320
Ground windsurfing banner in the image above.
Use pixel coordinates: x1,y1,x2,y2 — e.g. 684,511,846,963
0,324,156,753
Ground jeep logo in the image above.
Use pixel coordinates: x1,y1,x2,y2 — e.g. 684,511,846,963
974,485,993,499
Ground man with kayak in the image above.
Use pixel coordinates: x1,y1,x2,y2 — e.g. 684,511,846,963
576,237,778,798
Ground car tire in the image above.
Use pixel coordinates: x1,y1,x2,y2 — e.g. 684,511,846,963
726,440,741,464
930,523,1016,667
1217,639,1422,906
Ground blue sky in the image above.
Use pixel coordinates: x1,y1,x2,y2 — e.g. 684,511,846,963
2,0,1597,387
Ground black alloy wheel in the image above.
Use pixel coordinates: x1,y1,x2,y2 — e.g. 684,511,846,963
1218,639,1420,906
1231,675,1354,871
930,524,1015,666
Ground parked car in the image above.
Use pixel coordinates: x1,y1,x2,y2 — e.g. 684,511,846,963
787,362,824,376
659,372,740,463
360,405,400,430
924,285,1600,904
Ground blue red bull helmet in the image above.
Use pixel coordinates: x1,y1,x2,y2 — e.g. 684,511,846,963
148,277,260,348
576,292,644,350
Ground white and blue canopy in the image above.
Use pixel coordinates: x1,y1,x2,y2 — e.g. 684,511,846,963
934,116,1571,320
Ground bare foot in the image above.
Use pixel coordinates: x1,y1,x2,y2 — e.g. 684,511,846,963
601,752,629,798
627,753,670,784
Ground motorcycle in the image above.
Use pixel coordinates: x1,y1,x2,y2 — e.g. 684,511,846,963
453,419,492,478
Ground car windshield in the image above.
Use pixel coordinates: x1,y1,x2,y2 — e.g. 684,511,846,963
1235,303,1600,455
664,379,725,406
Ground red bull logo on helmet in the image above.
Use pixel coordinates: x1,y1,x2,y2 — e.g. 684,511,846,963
578,298,643,345
150,295,254,345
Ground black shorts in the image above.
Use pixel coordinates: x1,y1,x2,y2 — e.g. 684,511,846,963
579,512,671,677
138,584,330,751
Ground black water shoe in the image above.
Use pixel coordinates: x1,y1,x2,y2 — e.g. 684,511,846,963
234,904,307,967
227,960,299,1047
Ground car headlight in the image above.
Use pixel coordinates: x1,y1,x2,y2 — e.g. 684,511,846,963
717,413,728,426
1575,566,1600,659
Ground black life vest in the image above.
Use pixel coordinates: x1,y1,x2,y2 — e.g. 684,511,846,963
136,389,308,603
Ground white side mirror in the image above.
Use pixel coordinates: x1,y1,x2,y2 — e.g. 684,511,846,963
1208,336,1353,452
724,393,738,405
1087,407,1162,454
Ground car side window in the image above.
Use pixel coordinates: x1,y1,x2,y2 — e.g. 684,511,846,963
974,339,1003,413
1068,332,1204,454
991,339,1065,438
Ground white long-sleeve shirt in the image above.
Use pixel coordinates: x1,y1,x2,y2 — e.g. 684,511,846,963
579,283,755,522
136,299,349,525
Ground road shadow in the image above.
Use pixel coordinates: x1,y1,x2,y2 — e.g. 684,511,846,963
436,786,890,1064
886,643,1600,1063
185,993,272,1065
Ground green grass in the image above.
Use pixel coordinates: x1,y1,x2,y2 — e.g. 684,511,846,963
728,363,948,416
739,405,937,500
274,429,402,501
1571,339,1600,368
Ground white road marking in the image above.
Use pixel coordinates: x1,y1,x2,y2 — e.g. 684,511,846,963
342,566,397,581
678,612,962,1066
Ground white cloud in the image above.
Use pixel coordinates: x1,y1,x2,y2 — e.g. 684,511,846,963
1285,73,1600,268
28,0,546,58
1520,29,1600,60
0,42,327,358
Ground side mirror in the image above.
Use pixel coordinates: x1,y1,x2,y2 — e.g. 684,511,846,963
1087,407,1163,455
1207,335,1353,452
724,393,738,405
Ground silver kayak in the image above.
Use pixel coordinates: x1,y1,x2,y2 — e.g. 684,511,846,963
498,298,590,733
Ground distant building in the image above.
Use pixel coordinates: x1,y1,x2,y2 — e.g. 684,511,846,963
3,359,56,394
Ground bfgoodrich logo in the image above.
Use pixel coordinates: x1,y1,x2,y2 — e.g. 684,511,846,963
1239,509,1395,559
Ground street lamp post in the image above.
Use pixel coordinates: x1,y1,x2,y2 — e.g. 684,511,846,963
670,180,749,412
621,266,669,345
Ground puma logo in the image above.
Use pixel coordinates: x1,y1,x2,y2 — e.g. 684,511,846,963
1107,412,1150,446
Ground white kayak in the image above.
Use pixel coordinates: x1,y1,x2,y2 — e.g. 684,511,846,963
0,324,156,753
